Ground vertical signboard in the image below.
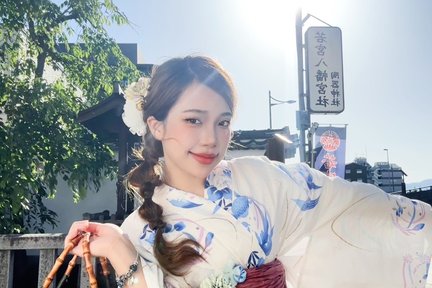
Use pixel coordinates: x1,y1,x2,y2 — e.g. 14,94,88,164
306,27,344,114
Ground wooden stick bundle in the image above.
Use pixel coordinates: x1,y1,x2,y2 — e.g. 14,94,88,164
43,232,110,288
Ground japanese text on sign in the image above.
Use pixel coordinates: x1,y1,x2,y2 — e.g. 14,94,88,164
306,27,344,114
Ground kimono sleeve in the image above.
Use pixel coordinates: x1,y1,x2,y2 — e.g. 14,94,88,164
121,209,165,288
269,160,432,287
272,161,432,248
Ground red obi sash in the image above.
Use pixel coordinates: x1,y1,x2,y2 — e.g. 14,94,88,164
236,259,286,288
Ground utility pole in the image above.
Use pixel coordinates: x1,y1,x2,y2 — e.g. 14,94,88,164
295,8,309,163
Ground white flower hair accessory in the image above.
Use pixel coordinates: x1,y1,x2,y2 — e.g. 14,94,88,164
122,77,151,136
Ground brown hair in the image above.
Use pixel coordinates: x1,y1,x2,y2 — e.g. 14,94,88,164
126,56,236,276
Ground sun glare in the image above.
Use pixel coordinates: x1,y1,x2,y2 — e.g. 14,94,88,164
235,0,340,50
235,0,298,50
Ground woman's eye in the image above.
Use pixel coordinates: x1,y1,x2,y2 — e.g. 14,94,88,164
219,120,231,127
185,118,201,125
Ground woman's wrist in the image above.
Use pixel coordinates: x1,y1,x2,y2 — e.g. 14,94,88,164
115,252,140,287
104,233,147,287
107,234,138,272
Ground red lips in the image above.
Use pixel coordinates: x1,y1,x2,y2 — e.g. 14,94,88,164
190,152,217,165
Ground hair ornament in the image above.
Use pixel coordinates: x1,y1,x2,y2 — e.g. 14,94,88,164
122,77,150,136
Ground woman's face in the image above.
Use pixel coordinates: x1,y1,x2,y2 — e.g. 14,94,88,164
149,82,232,193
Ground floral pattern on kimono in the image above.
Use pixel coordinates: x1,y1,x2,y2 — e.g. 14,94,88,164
120,156,432,288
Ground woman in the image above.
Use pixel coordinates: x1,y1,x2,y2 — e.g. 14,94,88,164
66,56,432,288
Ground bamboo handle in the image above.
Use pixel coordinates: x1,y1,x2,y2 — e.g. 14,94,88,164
100,257,111,287
82,233,98,288
44,232,106,288
43,234,84,288
56,255,78,288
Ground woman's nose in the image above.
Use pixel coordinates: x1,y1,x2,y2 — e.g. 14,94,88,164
200,124,217,146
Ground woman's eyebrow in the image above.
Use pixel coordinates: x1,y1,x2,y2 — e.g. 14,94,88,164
182,109,207,114
220,112,233,117
182,109,232,117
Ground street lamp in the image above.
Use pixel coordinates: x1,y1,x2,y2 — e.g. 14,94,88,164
274,133,293,144
268,90,296,129
383,148,395,192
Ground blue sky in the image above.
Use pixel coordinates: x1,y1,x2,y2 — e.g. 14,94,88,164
106,0,432,184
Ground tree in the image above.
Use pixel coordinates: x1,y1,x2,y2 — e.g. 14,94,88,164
0,0,140,233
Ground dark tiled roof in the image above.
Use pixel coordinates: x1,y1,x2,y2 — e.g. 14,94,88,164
231,127,291,150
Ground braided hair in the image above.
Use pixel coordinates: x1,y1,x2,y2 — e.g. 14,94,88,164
126,56,236,276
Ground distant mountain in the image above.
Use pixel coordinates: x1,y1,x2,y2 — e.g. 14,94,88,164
406,179,432,190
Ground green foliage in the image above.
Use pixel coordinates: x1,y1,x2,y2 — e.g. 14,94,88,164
0,0,140,233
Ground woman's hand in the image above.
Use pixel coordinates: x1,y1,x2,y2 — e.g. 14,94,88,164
64,220,131,259
65,220,148,287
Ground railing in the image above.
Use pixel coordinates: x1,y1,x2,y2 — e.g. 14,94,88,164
406,185,432,193
0,233,97,288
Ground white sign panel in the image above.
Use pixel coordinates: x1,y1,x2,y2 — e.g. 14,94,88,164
306,27,344,114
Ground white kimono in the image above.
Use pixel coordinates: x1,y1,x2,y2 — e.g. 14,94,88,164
121,156,432,288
